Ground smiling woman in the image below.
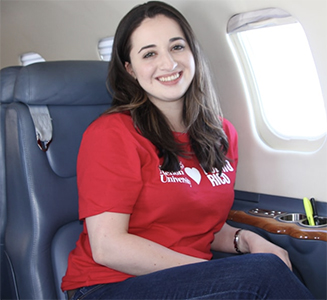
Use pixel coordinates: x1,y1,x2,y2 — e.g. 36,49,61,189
59,2,314,300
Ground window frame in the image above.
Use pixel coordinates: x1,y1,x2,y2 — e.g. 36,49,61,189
227,8,327,152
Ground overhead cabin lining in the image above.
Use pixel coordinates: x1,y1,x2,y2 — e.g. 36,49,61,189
227,7,297,33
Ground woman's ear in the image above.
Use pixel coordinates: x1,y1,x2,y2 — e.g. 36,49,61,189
125,62,136,79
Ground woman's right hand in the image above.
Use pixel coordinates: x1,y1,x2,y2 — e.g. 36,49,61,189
238,229,293,270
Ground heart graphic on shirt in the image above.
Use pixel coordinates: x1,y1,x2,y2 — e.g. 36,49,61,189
185,167,201,185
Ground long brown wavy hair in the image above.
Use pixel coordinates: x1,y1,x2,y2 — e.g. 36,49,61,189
106,1,229,173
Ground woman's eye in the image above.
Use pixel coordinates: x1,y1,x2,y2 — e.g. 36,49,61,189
143,52,155,59
172,45,185,51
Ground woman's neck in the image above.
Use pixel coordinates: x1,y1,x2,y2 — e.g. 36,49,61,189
160,99,186,133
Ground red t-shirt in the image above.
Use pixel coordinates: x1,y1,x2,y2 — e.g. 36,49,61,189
61,112,238,291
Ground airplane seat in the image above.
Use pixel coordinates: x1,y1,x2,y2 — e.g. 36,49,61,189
4,61,112,300
0,66,22,300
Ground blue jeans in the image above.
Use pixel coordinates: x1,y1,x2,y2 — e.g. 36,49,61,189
69,254,314,299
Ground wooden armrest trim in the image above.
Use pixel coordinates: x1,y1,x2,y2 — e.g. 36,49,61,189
228,210,327,241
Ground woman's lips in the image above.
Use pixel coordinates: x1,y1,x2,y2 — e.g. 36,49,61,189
157,71,182,83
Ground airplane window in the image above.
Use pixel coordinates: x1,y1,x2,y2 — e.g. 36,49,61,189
227,8,327,152
20,52,45,66
98,36,114,61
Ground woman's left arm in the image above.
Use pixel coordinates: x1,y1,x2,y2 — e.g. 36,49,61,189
211,223,293,270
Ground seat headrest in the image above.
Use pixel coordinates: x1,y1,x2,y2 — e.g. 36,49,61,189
14,61,112,105
0,66,22,103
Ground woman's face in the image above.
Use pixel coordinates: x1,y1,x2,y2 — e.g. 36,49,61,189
125,15,195,110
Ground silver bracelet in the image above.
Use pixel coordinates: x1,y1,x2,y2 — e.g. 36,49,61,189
233,229,244,254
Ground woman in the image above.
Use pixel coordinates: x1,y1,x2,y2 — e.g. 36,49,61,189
62,2,314,299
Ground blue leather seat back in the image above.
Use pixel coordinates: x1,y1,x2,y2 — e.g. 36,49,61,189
0,66,22,300
4,61,112,300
